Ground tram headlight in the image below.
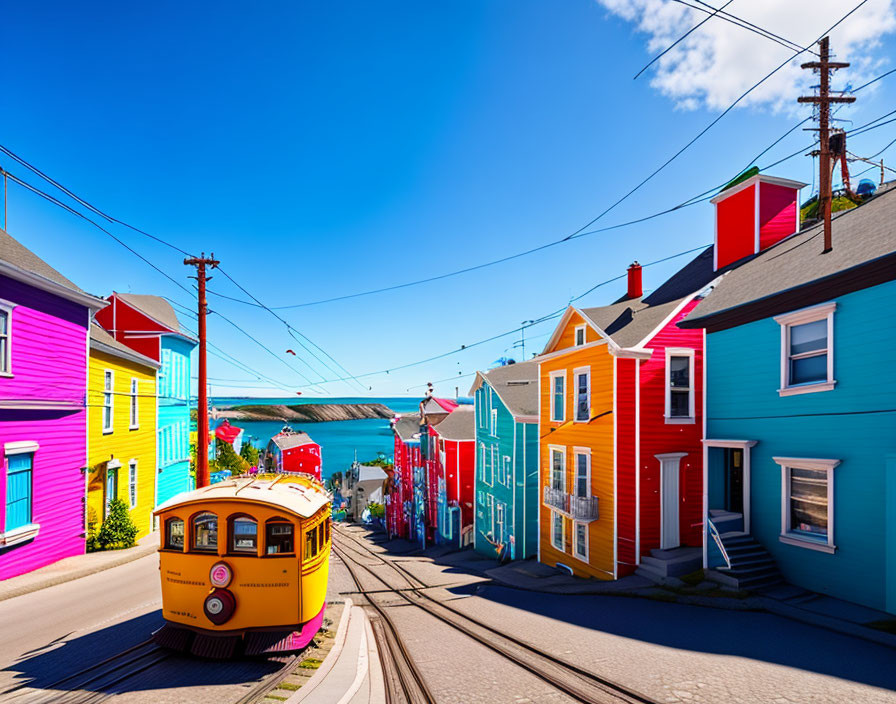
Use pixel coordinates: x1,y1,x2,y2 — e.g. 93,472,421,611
204,588,236,625
209,561,233,588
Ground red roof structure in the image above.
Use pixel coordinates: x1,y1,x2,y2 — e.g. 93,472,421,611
215,420,243,445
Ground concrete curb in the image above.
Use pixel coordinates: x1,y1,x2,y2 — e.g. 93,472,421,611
0,542,158,603
758,597,896,650
287,599,353,704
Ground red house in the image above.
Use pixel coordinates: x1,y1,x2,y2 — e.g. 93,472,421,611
266,426,322,480
387,414,423,542
426,405,476,548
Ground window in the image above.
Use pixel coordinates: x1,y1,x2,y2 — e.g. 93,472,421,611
503,455,511,486
574,367,590,422
551,511,564,551
305,526,318,560
550,371,565,422
574,325,586,347
231,517,258,553
193,512,218,551
550,446,566,491
266,522,294,554
479,444,487,482
103,370,114,432
317,522,325,550
490,408,498,436
105,466,118,517
5,452,33,530
775,303,836,396
665,349,694,422
0,306,11,374
128,460,137,509
165,518,185,550
129,378,139,429
775,457,839,553
574,522,588,561
574,450,590,498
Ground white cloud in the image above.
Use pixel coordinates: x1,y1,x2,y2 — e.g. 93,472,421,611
597,0,896,112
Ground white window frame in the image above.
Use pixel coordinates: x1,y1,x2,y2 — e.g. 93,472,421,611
0,301,13,377
665,348,695,424
129,378,139,429
550,510,565,551
573,521,589,562
574,324,586,347
774,456,839,554
775,302,837,396
573,366,590,423
490,408,498,437
503,455,511,486
549,445,566,493
479,443,487,483
128,459,138,509
103,370,114,434
573,447,591,499
549,370,566,423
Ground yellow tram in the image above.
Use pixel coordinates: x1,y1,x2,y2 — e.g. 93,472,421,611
152,473,331,658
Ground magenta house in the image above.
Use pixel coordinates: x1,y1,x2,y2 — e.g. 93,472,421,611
0,228,106,580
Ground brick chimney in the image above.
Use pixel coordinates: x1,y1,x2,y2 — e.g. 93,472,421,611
627,261,642,299
711,173,807,271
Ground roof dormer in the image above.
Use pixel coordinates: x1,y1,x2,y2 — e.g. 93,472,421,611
711,172,806,271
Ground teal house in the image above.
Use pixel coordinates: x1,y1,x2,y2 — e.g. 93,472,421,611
470,360,539,562
680,186,896,614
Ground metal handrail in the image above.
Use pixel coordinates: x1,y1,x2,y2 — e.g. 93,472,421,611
707,516,731,570
543,486,599,521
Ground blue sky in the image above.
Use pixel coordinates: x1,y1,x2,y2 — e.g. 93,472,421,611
2,1,894,398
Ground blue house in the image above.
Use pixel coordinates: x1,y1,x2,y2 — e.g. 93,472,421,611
680,186,896,613
96,293,197,507
470,359,539,562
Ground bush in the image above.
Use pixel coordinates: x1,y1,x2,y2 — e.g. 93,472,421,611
368,502,385,519
240,442,259,467
97,498,139,550
86,506,100,553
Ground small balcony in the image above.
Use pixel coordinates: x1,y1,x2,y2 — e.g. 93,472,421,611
543,486,599,522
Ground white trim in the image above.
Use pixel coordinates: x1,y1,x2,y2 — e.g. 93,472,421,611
665,348,695,422
538,338,608,362
574,324,586,347
657,453,687,550
0,260,108,310
129,377,140,430
548,445,566,493
550,509,565,551
709,173,806,204
704,439,756,533
573,521,589,562
635,360,641,565
0,523,40,547
102,368,114,434
702,439,758,449
549,369,566,423
572,447,591,499
4,441,39,455
631,294,698,350
776,302,836,395
490,408,498,437
572,366,590,423
128,459,138,509
0,301,14,377
774,456,839,553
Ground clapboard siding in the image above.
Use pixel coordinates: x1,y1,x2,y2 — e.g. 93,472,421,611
706,280,896,613
615,357,637,572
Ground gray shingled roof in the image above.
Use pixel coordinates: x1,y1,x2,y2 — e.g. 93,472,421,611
1,227,88,295
117,293,186,335
479,359,539,419
271,431,315,450
394,413,422,442
89,324,160,369
580,295,689,349
683,184,896,324
433,405,475,441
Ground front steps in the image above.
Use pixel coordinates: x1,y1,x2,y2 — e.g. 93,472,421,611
635,546,703,586
705,532,784,591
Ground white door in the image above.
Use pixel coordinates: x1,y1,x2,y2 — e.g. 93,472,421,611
657,453,686,550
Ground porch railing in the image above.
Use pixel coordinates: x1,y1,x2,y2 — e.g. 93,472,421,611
543,486,599,522
707,516,731,570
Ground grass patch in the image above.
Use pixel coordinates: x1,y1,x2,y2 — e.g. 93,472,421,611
277,682,302,691
264,696,288,702
298,658,323,669
866,619,896,635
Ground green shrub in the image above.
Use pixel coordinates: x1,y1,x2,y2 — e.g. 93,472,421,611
240,442,260,467
97,499,139,550
367,502,385,519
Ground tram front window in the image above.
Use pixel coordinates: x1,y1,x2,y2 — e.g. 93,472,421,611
266,522,294,554
193,512,218,551
232,517,258,553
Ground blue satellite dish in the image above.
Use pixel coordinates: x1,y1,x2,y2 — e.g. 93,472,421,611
856,179,877,198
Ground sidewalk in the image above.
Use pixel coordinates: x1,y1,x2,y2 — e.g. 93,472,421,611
356,526,896,651
0,531,159,602
286,599,386,704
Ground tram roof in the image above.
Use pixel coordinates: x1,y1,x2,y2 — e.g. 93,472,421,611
153,474,331,519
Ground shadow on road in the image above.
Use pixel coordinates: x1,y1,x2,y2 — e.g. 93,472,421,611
343,524,896,693
3,609,285,697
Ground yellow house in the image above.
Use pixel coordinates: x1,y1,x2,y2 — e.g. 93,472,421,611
87,325,160,541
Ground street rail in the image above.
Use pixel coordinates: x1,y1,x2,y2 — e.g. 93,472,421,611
231,653,303,704
333,526,663,704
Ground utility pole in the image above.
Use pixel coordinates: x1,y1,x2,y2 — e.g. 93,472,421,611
185,253,219,488
520,320,534,361
798,36,854,253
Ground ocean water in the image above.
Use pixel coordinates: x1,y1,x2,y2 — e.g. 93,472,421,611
212,397,420,480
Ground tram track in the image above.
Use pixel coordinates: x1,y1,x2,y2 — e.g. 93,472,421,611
333,526,662,704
